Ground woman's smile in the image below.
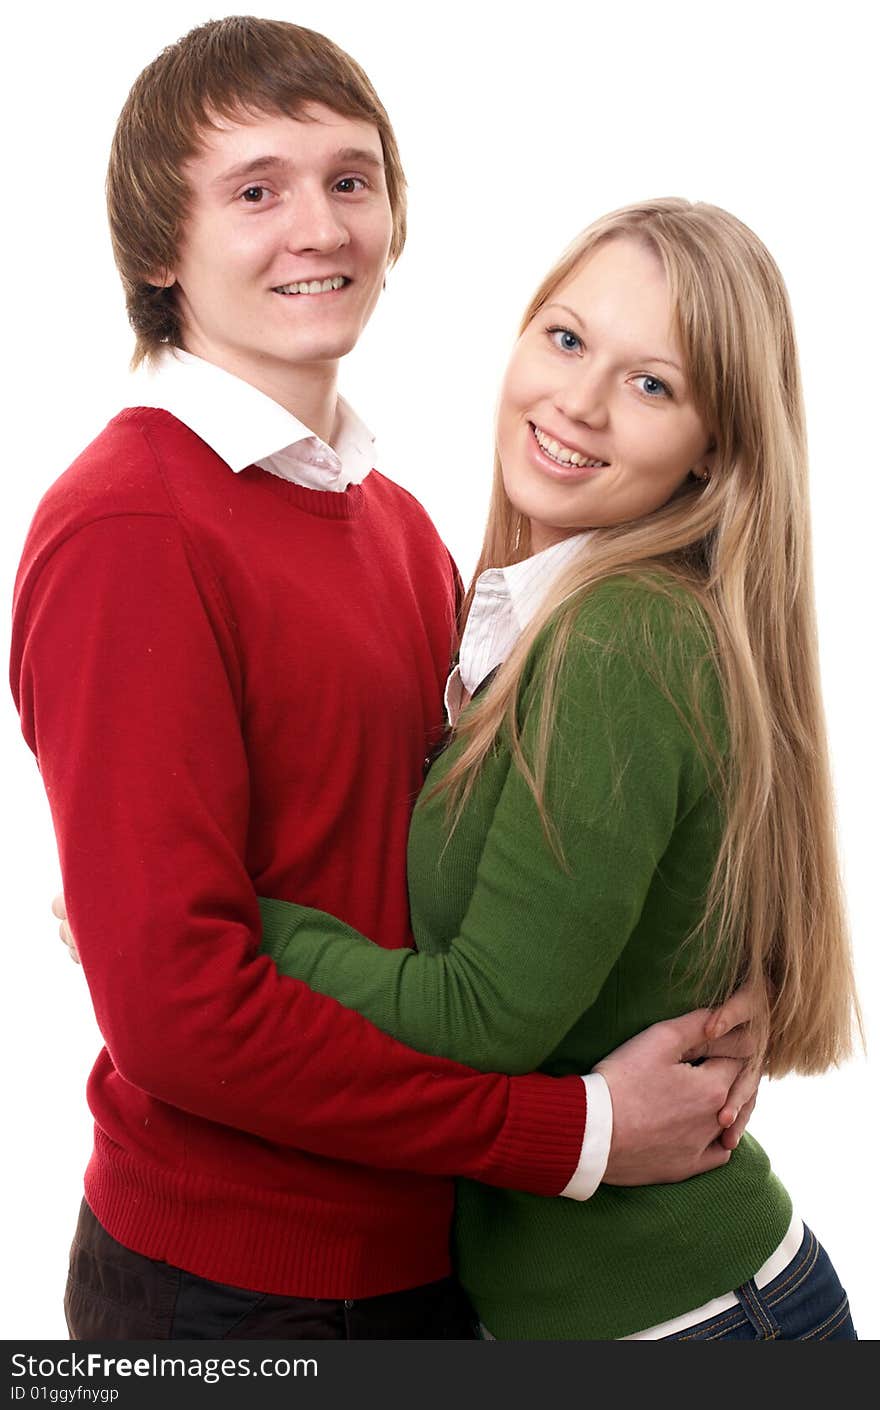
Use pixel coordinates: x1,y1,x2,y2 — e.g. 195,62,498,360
529,422,609,477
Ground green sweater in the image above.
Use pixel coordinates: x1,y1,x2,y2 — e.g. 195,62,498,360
259,577,791,1338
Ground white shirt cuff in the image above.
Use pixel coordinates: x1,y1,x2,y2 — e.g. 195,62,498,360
558,1073,613,1201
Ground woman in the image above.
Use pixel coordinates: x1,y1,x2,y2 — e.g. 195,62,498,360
253,199,860,1339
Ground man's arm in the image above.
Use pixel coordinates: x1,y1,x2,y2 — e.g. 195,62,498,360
12,511,583,1193
54,893,753,1188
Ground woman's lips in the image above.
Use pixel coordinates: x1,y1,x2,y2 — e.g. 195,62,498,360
528,423,608,481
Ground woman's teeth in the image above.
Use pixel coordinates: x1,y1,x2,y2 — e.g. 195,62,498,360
532,424,606,468
275,276,348,295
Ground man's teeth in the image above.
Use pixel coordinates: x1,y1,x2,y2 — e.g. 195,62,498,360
275,276,348,295
532,425,606,468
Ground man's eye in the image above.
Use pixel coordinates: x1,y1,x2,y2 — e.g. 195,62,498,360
333,176,367,194
240,186,269,203
548,327,583,354
632,374,672,399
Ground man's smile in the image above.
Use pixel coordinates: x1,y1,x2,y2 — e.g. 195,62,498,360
273,276,351,296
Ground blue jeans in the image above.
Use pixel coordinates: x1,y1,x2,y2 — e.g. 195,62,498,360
660,1225,856,1340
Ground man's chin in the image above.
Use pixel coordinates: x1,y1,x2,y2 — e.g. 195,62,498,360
277,332,361,367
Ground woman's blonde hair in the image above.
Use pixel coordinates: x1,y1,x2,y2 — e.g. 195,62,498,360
441,198,860,1075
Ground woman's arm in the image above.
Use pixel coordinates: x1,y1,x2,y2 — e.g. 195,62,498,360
260,583,724,1073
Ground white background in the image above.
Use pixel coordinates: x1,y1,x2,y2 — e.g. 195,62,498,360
2,0,877,1339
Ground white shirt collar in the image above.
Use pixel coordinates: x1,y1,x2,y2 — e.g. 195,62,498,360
126,348,375,491
445,532,592,722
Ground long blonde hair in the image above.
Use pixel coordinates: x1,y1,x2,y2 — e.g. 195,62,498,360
440,198,859,1075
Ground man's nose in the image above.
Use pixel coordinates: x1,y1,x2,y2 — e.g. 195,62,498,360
285,185,349,255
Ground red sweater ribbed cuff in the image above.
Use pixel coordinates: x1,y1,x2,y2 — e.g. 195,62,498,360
476,1073,587,1196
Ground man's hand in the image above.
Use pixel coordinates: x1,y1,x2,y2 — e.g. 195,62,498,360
595,1006,760,1186
52,892,79,963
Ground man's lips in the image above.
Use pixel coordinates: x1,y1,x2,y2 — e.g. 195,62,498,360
273,275,351,296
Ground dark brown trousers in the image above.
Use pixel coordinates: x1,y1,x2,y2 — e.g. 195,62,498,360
65,1199,477,1340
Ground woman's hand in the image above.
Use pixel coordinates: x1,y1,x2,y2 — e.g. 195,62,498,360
52,892,79,964
684,983,765,1149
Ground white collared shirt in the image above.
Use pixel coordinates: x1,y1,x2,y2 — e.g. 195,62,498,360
445,532,592,725
126,348,375,489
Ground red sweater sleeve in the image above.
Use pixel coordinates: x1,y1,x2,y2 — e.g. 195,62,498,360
11,512,583,1193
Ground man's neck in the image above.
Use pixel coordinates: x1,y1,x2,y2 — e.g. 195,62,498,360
249,358,340,446
180,343,341,447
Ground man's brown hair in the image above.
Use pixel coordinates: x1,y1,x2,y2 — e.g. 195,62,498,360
107,16,407,366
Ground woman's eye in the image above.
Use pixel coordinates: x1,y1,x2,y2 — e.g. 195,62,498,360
633,374,671,399
240,186,269,203
548,327,583,353
334,176,367,194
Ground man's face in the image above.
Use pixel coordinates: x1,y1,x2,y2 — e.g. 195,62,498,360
164,104,393,397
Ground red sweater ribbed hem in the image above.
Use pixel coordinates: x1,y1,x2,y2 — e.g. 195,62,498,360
84,1130,454,1299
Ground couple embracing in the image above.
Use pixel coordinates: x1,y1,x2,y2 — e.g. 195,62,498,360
12,16,859,1341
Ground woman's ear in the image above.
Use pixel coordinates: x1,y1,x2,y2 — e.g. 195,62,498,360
691,442,718,484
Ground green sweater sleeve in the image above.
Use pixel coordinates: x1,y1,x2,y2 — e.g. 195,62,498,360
259,582,722,1073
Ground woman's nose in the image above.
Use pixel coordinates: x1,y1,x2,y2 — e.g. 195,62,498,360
553,366,610,429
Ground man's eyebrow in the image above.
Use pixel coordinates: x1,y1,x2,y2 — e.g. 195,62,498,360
213,154,290,187
213,148,385,187
333,147,385,169
542,302,682,372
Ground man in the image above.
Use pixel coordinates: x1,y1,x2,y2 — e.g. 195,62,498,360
11,17,753,1340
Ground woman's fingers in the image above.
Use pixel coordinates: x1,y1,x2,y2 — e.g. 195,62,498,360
717,1060,761,1130
702,1024,758,1062
52,893,80,962
704,981,760,1039
60,918,80,962
718,1092,758,1149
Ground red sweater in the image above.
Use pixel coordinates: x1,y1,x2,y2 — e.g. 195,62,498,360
11,408,585,1298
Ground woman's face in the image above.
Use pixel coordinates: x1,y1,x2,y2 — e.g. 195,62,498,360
496,237,713,553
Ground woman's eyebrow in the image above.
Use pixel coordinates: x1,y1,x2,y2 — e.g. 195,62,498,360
543,302,683,372
543,301,586,326
638,354,683,372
